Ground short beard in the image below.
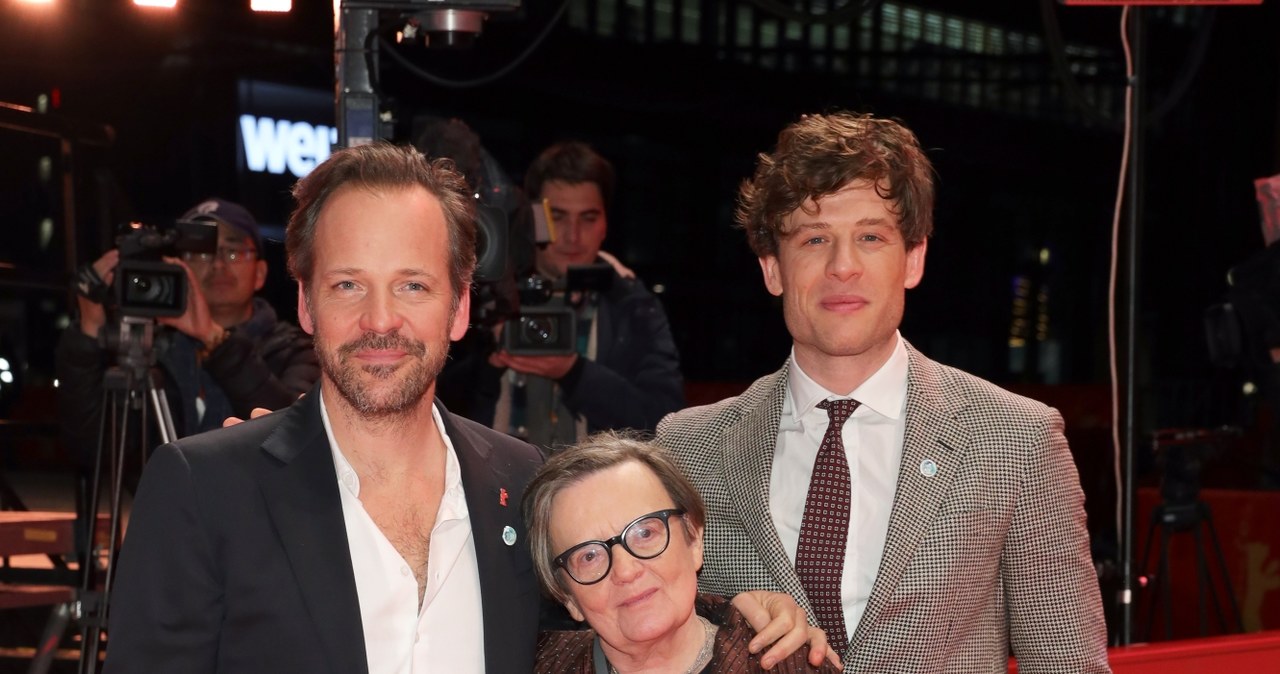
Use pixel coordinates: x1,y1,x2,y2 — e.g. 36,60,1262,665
316,330,445,420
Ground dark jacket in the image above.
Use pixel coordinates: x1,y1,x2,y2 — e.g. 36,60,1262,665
104,392,545,674
55,297,319,467
442,267,684,435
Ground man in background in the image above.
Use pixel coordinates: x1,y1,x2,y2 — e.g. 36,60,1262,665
56,197,318,466
470,141,684,450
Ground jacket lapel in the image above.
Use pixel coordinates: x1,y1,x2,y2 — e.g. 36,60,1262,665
720,366,813,612
442,408,536,672
255,388,368,674
847,345,970,655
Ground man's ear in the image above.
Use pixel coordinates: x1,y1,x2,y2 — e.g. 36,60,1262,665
450,285,472,341
253,259,268,291
759,255,784,297
297,283,314,335
904,238,928,289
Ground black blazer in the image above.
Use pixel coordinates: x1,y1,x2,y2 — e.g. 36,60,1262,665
104,387,544,673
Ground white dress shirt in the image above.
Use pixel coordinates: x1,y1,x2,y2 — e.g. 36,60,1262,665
321,392,485,673
769,333,909,636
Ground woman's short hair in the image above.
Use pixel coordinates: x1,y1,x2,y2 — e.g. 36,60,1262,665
736,111,935,258
522,431,706,605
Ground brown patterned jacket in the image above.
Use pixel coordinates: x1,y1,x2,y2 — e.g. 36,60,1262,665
535,593,839,674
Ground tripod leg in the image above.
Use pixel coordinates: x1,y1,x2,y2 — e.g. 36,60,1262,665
78,378,133,674
77,392,128,674
149,382,177,446
77,389,120,674
97,383,148,628
78,389,113,595
1192,524,1212,636
27,602,72,674
1158,523,1174,640
1140,507,1161,642
1201,503,1244,632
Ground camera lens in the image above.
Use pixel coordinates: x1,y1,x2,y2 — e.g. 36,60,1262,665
125,272,176,305
114,260,188,317
502,308,574,355
520,316,557,345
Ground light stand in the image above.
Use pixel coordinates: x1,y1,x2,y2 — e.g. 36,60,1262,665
1118,7,1145,646
336,4,383,148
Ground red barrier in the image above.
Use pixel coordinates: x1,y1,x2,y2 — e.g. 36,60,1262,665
1108,630,1280,673
1008,630,1280,673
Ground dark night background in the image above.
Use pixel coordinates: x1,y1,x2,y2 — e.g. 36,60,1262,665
1,0,1279,655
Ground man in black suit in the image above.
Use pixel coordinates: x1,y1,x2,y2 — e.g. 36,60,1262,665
105,143,544,672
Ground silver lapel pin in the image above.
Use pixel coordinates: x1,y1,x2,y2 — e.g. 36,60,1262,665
502,525,518,546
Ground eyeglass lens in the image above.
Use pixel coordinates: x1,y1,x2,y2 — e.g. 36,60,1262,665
557,509,682,585
182,248,256,264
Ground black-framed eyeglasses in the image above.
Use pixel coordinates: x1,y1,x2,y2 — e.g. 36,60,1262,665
181,247,257,265
553,508,686,586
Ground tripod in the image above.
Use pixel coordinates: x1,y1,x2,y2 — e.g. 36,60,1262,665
1139,429,1243,641
71,317,176,674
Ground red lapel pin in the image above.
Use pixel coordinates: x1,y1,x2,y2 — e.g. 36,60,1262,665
499,488,509,507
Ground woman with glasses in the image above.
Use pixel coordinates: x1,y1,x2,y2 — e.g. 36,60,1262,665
525,432,841,673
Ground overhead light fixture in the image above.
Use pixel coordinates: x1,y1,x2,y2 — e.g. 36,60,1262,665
251,0,291,11
415,9,487,48
134,0,177,7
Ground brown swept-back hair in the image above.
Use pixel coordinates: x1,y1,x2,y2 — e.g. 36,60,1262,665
286,142,477,310
736,111,935,258
524,141,616,211
523,431,706,605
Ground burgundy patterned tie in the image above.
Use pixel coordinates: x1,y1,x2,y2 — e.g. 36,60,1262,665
795,398,859,652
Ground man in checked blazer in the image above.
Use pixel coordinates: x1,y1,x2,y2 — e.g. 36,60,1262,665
657,112,1111,673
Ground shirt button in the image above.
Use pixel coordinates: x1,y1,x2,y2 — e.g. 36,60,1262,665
414,633,421,644
400,566,411,577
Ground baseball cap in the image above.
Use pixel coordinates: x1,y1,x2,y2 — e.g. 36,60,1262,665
180,198,264,253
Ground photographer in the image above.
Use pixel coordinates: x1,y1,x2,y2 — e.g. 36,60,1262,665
467,142,684,449
55,198,319,468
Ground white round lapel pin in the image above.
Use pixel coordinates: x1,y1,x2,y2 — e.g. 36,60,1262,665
502,526,518,546
919,459,939,478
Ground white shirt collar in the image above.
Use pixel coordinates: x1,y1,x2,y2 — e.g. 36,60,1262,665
785,332,910,422
320,390,464,502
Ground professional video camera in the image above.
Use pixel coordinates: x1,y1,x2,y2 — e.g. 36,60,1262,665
410,117,621,356
88,219,218,318
502,262,613,355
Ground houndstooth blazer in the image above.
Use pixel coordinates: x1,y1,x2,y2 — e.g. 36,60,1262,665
657,343,1111,674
